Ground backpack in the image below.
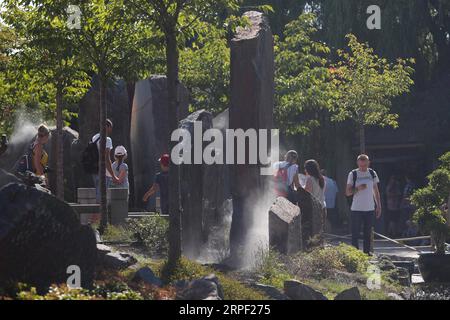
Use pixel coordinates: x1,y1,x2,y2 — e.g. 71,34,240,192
13,143,35,174
81,136,100,174
274,163,293,197
346,168,376,206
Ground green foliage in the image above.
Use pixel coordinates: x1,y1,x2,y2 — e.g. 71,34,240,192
411,152,450,254
252,247,291,288
101,224,134,243
290,244,370,279
275,13,333,136
128,216,169,256
180,22,230,114
331,34,415,129
161,257,268,300
334,243,370,274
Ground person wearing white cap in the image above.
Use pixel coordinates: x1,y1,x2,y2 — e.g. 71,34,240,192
111,145,129,194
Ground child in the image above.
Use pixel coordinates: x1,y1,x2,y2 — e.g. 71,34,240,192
111,146,129,195
143,154,170,215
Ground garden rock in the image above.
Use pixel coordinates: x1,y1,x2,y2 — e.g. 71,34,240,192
100,252,137,270
177,274,224,300
284,280,328,300
0,183,97,291
0,168,19,188
133,267,163,288
334,287,361,300
253,283,290,300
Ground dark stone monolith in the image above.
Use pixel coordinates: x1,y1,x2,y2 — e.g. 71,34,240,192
229,11,274,266
130,76,189,210
269,197,302,254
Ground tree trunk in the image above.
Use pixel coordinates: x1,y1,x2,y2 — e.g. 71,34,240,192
126,81,136,208
99,77,108,234
55,86,64,200
359,124,366,154
165,29,182,270
447,193,450,227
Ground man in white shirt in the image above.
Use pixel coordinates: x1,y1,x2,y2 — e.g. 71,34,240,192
92,119,118,202
273,150,301,204
346,154,382,254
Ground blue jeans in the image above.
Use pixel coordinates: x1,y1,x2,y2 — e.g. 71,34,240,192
351,211,375,254
92,175,112,203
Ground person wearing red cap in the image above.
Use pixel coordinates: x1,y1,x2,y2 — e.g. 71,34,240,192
143,154,170,215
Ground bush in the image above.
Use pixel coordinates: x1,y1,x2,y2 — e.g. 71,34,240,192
334,243,370,273
252,247,291,288
127,216,169,256
289,244,370,279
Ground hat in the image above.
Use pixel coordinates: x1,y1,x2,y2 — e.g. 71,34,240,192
115,145,127,156
159,153,170,167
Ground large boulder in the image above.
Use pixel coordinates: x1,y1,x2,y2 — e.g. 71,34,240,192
283,280,328,300
229,11,274,266
179,110,213,258
130,76,189,209
0,183,97,291
176,274,224,300
334,287,361,300
269,197,302,254
0,168,20,189
47,127,79,202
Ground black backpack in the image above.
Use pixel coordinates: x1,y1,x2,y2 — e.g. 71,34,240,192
346,169,376,206
13,142,35,174
81,137,100,174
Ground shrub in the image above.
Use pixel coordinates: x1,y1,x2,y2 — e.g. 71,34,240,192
335,243,370,273
127,216,169,256
252,247,291,288
411,152,450,254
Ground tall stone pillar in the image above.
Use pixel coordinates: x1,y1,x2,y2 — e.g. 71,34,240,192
229,11,274,266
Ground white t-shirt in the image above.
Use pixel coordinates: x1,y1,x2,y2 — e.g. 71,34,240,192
347,169,380,212
92,133,113,177
273,161,299,188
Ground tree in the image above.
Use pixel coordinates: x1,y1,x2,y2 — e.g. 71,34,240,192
130,0,241,270
331,34,414,153
411,152,450,254
71,0,138,233
2,1,89,199
275,12,332,137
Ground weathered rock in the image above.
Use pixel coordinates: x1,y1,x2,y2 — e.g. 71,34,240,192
99,252,137,270
96,243,112,255
253,283,290,300
130,76,189,209
47,127,79,202
334,287,362,300
133,267,163,288
0,183,97,291
229,11,274,265
283,280,328,300
297,188,325,245
0,168,20,188
179,110,213,258
388,292,405,300
176,274,224,300
269,197,302,254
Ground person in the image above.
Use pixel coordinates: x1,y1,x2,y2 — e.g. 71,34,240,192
32,125,50,178
322,169,339,227
111,146,129,196
92,119,118,202
386,175,402,237
400,174,416,233
304,160,326,209
273,150,301,204
346,154,382,254
0,134,8,157
142,154,170,215
304,160,327,233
